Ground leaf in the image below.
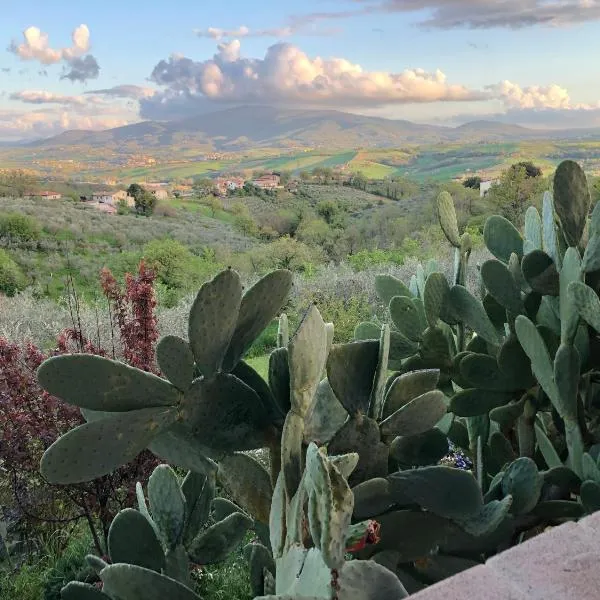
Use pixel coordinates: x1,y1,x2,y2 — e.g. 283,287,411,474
40,407,177,484
37,354,179,412
303,379,348,445
449,389,512,417
223,270,293,371
524,206,542,251
559,247,582,344
188,269,242,377
182,470,214,544
554,343,580,421
501,457,543,515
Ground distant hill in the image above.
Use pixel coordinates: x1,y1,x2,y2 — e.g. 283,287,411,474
24,105,600,153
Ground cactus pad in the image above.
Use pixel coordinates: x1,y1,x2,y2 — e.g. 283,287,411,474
388,466,483,520
501,457,542,515
424,272,450,328
108,508,165,572
185,372,270,451
375,274,412,305
481,259,523,314
188,512,253,564
303,379,348,445
37,354,179,412
484,215,523,263
288,305,328,417
41,406,177,484
326,340,379,415
380,390,447,437
100,563,201,599
148,464,186,549
389,428,449,467
381,369,440,419
61,582,112,599
223,270,293,371
436,190,461,247
188,268,242,377
156,335,196,392
218,453,273,524
553,159,590,247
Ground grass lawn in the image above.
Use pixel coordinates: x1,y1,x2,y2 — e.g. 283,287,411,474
246,354,270,379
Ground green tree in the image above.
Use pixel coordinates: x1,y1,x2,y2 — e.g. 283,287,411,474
208,195,223,217
512,161,542,178
0,212,41,242
316,200,341,225
127,184,156,216
0,249,26,296
463,176,482,190
249,236,318,273
232,204,259,237
351,172,368,191
143,238,193,289
487,165,546,225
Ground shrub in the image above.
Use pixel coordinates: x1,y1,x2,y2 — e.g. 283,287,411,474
0,249,26,296
143,238,194,289
0,212,41,242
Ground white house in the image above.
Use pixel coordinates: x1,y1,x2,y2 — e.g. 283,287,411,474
91,190,135,206
480,180,499,197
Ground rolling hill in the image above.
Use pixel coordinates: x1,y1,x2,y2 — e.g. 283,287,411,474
26,105,600,152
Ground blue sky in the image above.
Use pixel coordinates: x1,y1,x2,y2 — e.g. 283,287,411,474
1,0,600,139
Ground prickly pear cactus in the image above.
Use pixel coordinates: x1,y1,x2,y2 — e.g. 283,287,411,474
61,461,254,598
38,268,293,484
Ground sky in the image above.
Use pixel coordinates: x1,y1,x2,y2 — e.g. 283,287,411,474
1,0,600,140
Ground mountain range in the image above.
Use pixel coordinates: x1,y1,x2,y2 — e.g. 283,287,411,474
25,106,600,152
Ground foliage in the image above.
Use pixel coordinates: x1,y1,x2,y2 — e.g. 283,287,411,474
0,212,41,243
127,184,156,217
247,236,319,273
0,265,160,556
0,249,26,296
486,164,547,225
463,176,481,190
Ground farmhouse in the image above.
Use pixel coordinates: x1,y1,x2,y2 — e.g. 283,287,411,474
24,191,62,200
91,190,135,206
214,176,245,196
252,173,281,190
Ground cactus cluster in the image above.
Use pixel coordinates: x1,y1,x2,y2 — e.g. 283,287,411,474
61,462,255,598
37,158,600,597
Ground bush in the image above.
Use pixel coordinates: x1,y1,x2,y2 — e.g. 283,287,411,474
143,238,195,289
0,212,41,242
0,249,26,295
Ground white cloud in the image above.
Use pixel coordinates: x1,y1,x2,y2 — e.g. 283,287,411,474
297,0,600,30
141,40,482,119
8,24,100,82
9,25,90,64
490,80,600,110
9,90,86,106
86,85,157,99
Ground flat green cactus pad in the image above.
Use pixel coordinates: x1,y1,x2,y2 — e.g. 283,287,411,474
223,270,293,371
188,268,242,377
380,390,447,438
61,582,112,600
375,274,412,306
108,508,165,572
389,428,449,467
156,335,196,392
148,464,186,549
185,372,271,451
436,190,461,247
326,340,379,416
100,564,202,599
484,215,523,263
41,406,177,484
188,512,253,564
553,159,590,247
37,354,180,411
218,453,273,524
